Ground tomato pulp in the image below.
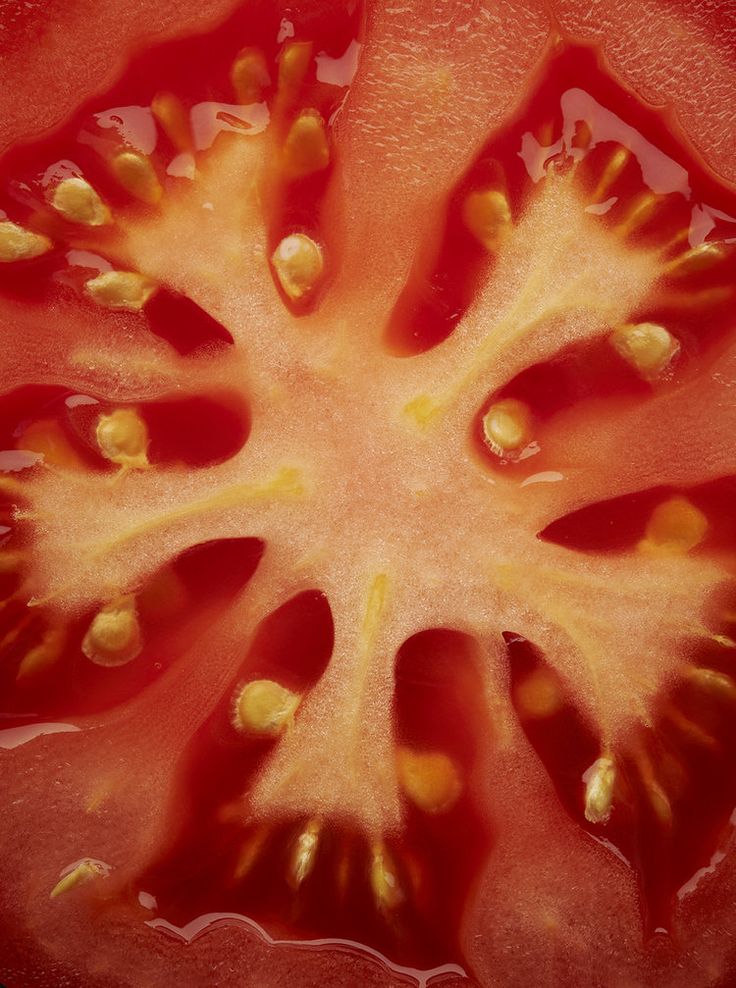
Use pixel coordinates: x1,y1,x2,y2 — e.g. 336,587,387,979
1,1,736,986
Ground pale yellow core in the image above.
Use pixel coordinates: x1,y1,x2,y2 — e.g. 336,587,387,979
231,47,270,103
111,150,163,204
82,595,142,667
151,91,191,151
609,321,679,378
515,668,563,718
639,496,708,556
462,188,512,252
96,408,150,469
686,666,736,701
287,817,322,889
396,747,462,814
0,220,52,262
51,177,111,227
233,679,301,736
283,110,330,179
584,755,616,825
278,40,312,92
16,626,66,680
482,398,532,454
50,860,107,900
85,270,157,312
271,233,324,301
370,841,403,913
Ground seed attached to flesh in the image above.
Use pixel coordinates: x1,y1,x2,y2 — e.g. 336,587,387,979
615,190,660,237
640,496,708,555
231,47,270,103
0,220,52,262
462,188,512,252
271,233,324,301
233,678,301,736
396,747,462,814
278,40,312,94
96,408,149,469
151,91,192,151
665,241,726,278
514,668,563,718
482,399,532,454
686,666,736,702
283,109,330,179
584,756,616,825
85,270,157,312
50,859,108,900
370,841,404,914
16,626,66,680
110,150,162,204
51,177,111,226
609,321,679,379
287,818,322,889
82,595,142,667
591,145,630,201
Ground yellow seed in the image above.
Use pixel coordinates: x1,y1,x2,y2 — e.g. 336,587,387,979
96,409,149,469
151,91,191,151
615,190,660,237
396,747,462,814
370,842,403,914
230,47,270,103
16,626,66,680
639,497,708,556
0,220,52,262
482,399,532,454
514,668,563,718
282,109,330,179
50,859,108,899
51,177,110,227
82,595,142,667
584,756,616,825
233,679,301,736
271,233,324,301
686,666,736,702
462,188,512,252
609,322,679,379
591,145,630,202
278,40,312,93
664,241,726,278
287,818,322,889
110,150,162,204
85,270,157,312
233,825,270,880
664,706,718,749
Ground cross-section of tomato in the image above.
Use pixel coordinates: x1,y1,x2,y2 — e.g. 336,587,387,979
1,1,736,986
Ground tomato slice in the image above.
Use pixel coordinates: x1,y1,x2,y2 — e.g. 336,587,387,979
1,1,736,987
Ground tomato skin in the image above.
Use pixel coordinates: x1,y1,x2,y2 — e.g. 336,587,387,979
1,1,736,987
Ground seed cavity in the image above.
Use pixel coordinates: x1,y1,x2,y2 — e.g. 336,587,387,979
0,220,52,262
369,841,403,914
96,408,150,469
233,678,301,736
51,177,111,227
50,859,109,900
151,92,192,152
85,270,158,312
230,47,270,104
462,188,512,252
609,321,679,379
287,817,322,889
583,755,616,825
271,233,324,301
16,626,66,680
282,109,330,179
110,150,163,204
639,496,708,556
82,595,143,667
396,747,462,814
482,399,532,455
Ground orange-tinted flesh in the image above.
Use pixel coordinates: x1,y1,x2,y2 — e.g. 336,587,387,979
1,9,736,980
